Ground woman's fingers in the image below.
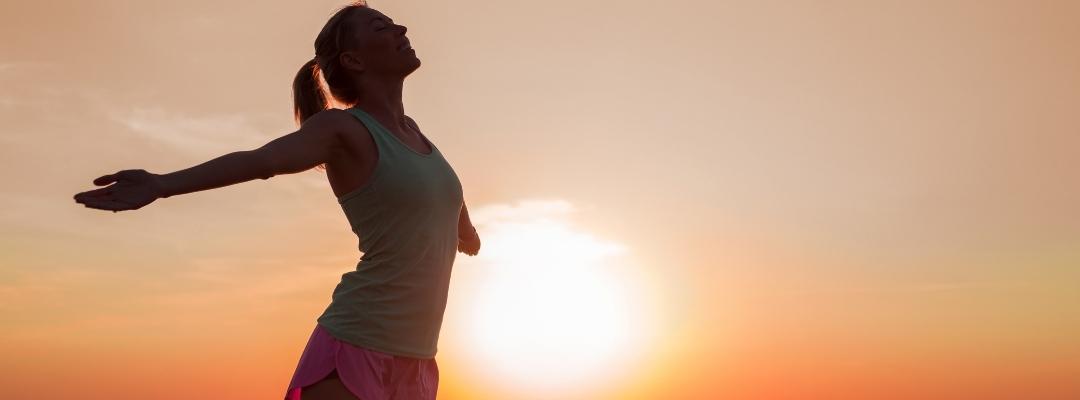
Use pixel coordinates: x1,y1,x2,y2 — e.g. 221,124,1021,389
457,238,479,256
74,186,112,202
93,173,118,186
80,197,131,211
81,171,121,203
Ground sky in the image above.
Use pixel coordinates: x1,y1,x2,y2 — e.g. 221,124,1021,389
2,0,1079,399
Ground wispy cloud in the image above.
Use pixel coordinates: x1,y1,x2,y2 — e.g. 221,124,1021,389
104,106,280,156
0,192,108,239
106,107,276,155
0,62,26,73
0,61,58,75
0,62,61,109
466,198,628,265
786,280,1034,297
469,198,577,226
150,253,354,308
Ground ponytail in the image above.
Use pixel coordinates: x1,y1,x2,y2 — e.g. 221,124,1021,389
293,2,369,127
292,58,329,127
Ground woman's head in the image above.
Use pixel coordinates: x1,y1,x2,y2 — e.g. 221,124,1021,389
292,2,420,125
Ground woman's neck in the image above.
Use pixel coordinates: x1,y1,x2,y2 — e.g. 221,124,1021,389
352,76,407,130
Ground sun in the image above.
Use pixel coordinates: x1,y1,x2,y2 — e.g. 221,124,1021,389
448,200,655,397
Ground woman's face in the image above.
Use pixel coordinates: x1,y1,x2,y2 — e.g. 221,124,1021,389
341,8,420,77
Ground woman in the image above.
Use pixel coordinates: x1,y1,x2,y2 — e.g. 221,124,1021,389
73,2,480,399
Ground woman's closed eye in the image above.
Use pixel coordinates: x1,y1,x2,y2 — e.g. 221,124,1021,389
373,17,393,31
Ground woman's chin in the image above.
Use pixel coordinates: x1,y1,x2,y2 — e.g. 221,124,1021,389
404,58,421,72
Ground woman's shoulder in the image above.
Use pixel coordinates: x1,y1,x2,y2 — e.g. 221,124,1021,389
309,107,371,137
316,107,363,124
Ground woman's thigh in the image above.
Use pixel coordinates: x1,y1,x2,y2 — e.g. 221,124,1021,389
301,370,361,400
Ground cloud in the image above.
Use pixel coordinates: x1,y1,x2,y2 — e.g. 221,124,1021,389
0,61,60,78
787,280,1034,297
150,253,353,308
0,192,107,239
469,198,577,226
466,198,627,266
106,107,275,156
899,281,1033,293
0,62,62,109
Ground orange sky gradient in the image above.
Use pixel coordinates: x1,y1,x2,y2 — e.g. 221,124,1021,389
2,0,1079,399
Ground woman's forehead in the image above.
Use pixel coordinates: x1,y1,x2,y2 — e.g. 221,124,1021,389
342,8,392,44
353,8,392,24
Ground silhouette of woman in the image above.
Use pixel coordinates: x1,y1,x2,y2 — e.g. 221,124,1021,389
73,2,480,399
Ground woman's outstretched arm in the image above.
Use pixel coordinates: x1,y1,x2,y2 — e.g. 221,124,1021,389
157,110,347,197
74,109,350,212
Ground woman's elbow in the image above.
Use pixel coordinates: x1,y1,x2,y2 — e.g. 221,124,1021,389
246,149,281,180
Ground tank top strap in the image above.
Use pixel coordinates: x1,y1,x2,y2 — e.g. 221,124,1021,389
344,106,440,159
344,107,397,150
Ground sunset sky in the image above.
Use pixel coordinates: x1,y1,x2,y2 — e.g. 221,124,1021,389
2,0,1079,399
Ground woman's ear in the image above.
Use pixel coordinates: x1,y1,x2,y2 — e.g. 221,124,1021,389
339,50,365,73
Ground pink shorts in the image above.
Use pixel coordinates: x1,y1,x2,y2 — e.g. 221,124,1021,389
284,324,439,400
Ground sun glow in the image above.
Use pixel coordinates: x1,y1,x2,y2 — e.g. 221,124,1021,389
451,200,655,397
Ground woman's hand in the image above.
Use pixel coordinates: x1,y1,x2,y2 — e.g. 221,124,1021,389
73,169,164,212
458,226,481,256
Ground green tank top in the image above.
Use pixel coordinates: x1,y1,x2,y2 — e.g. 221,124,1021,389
317,106,464,359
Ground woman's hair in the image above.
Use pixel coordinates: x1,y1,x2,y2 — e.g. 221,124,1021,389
292,1,369,172
292,1,370,127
